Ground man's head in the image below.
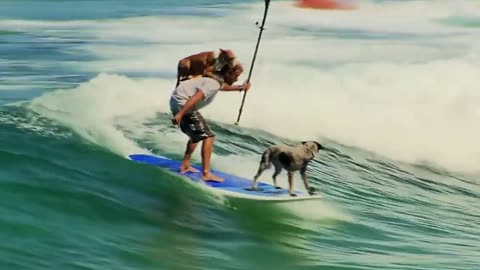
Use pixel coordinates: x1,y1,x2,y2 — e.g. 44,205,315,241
221,63,244,85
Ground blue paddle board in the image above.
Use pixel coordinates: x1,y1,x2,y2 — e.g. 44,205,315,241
128,154,322,202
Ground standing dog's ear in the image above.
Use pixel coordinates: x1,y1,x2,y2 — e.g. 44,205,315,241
314,142,323,151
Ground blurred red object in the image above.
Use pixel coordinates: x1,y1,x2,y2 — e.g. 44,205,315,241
295,0,355,10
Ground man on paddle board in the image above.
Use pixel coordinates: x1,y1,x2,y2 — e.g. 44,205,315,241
169,64,251,182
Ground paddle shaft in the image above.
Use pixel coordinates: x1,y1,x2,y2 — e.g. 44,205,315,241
235,0,271,125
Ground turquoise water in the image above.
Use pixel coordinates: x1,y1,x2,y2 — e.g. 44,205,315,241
1,0,480,269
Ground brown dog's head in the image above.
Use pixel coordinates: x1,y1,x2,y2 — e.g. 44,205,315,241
218,48,236,68
302,141,324,153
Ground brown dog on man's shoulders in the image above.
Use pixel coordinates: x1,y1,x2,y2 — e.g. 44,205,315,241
249,141,324,197
176,48,236,87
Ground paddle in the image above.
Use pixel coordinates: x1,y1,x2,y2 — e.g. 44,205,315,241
234,0,272,125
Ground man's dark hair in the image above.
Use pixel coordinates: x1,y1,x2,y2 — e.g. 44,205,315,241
219,63,243,76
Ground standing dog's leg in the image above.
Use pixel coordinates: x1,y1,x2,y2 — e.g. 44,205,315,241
251,163,267,190
301,165,317,195
287,171,296,196
272,165,282,189
249,149,272,190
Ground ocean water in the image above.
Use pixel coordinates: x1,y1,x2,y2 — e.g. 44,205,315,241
1,0,479,269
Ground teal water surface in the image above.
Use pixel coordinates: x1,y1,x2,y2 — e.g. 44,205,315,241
1,1,479,269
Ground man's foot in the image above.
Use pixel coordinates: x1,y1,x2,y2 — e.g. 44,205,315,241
180,166,200,174
201,172,224,182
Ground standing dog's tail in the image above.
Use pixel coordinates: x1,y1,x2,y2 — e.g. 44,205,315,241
260,148,272,169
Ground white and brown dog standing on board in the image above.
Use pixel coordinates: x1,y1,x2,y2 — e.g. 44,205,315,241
249,141,324,197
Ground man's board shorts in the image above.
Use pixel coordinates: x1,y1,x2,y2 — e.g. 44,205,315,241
178,111,215,143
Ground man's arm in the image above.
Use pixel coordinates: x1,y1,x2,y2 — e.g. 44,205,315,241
171,90,206,126
220,81,251,92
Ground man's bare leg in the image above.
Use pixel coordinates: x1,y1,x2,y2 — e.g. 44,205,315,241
200,136,223,182
180,139,200,173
